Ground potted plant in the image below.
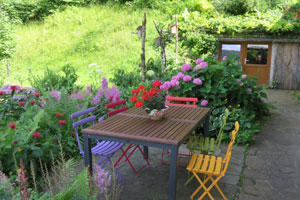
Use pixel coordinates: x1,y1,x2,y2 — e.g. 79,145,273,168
130,80,168,120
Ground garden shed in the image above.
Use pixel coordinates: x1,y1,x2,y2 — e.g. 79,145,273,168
217,36,300,90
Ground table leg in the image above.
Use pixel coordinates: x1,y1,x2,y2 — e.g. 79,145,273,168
84,134,93,174
204,112,210,137
169,145,178,200
143,146,149,159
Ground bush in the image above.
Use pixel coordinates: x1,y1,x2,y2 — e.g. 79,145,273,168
0,7,15,60
161,56,269,144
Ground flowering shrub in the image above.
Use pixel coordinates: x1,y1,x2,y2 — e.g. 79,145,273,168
161,56,269,144
130,80,167,113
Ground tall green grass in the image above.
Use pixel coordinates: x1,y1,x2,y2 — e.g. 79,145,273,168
2,5,165,86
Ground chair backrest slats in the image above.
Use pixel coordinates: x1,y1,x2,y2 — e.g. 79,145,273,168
222,121,239,174
73,115,97,128
71,107,95,119
166,96,198,107
106,100,127,117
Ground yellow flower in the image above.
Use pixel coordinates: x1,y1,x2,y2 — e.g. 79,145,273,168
248,126,251,129
17,147,22,152
89,112,91,116
18,168,21,172
237,104,240,107
228,105,232,108
225,98,228,102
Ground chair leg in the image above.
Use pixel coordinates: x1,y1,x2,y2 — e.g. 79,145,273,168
137,145,150,166
190,172,211,200
208,175,227,200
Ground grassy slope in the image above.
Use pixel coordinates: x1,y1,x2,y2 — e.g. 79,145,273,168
4,5,164,85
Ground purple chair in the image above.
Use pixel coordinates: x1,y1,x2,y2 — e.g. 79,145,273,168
70,107,124,183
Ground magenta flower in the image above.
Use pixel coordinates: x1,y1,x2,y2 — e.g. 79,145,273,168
181,63,191,72
248,88,252,92
176,72,185,80
242,74,247,79
170,80,177,87
200,62,208,69
94,165,111,193
183,75,192,82
86,85,91,95
50,90,61,101
201,100,208,106
171,76,179,81
71,92,84,100
97,89,103,97
196,58,203,65
98,116,105,122
222,56,227,61
193,78,203,85
91,95,100,105
237,79,241,82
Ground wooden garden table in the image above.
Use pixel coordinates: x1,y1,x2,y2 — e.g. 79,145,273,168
82,106,210,200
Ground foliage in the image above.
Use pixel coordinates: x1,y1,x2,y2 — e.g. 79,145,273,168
29,63,79,94
0,7,15,60
110,68,141,89
162,56,269,144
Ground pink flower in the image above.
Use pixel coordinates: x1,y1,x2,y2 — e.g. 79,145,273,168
8,122,15,129
201,100,208,106
101,77,108,90
196,58,203,65
193,78,203,85
86,85,91,95
50,90,61,101
200,62,208,69
98,116,105,122
170,80,178,87
181,63,191,72
183,75,192,82
222,56,227,61
18,101,25,106
33,131,41,139
71,92,84,100
12,140,18,145
30,100,36,105
91,95,100,105
248,88,252,92
242,74,247,79
237,79,241,82
176,72,185,80
59,120,66,126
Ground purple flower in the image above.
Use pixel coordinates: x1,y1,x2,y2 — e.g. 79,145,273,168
193,78,203,85
237,79,241,82
91,95,100,105
200,62,208,69
86,85,91,95
201,100,208,106
222,56,227,61
71,92,84,100
248,88,252,92
98,116,104,122
242,74,247,79
94,165,111,193
176,72,185,80
171,76,179,81
50,90,61,101
97,89,103,97
196,58,203,65
181,63,191,72
170,80,177,87
101,77,108,90
183,75,192,82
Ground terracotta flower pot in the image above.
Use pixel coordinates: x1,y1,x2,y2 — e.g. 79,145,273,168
146,106,169,120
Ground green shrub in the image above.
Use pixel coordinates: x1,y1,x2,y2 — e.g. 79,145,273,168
0,7,15,60
161,56,269,144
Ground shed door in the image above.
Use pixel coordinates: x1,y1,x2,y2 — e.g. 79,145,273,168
242,42,272,85
219,42,272,85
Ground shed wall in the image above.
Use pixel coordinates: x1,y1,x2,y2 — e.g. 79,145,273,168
272,43,300,90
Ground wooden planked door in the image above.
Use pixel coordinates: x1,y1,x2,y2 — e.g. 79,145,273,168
241,42,272,85
219,41,272,85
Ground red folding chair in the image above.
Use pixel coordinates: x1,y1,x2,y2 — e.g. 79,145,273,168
106,100,150,175
161,96,198,165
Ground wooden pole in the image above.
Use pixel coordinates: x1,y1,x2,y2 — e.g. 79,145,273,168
153,21,166,73
175,15,178,64
141,13,146,82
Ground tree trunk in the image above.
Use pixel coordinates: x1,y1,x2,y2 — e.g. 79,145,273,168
141,13,146,82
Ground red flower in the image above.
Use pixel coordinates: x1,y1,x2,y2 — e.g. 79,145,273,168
131,89,140,95
8,122,15,129
70,131,75,135
141,94,150,101
0,91,4,95
138,85,146,90
116,96,120,101
59,120,66,126
19,101,25,106
152,80,162,87
56,113,64,117
30,100,36,105
109,96,113,101
148,88,157,97
12,140,18,145
19,89,24,92
34,93,41,97
10,85,18,90
33,131,41,139
134,100,144,107
130,96,137,102
52,138,57,143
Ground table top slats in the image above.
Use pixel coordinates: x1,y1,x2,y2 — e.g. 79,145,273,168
82,106,209,145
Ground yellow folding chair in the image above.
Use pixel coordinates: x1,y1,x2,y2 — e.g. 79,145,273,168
186,121,239,200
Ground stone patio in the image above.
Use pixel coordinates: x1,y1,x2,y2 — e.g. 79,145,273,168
101,143,245,200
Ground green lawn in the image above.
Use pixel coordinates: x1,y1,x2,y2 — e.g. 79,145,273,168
2,5,164,86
